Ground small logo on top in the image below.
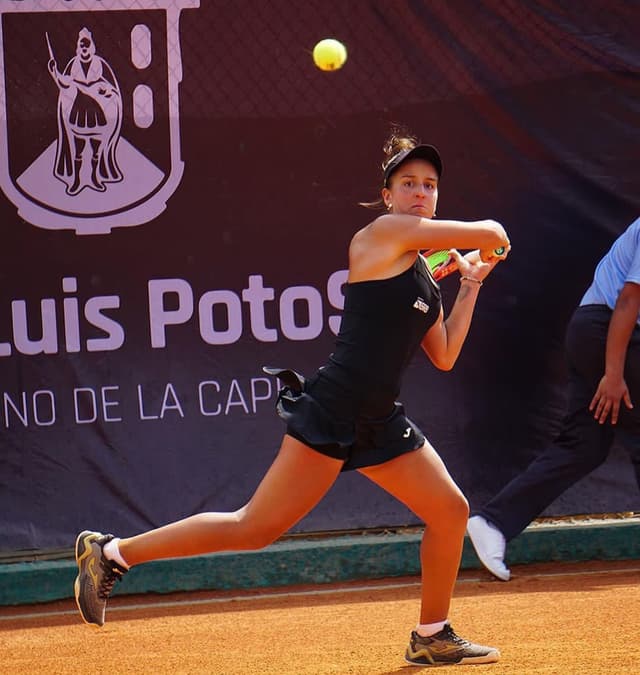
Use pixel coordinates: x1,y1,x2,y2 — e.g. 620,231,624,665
412,297,430,314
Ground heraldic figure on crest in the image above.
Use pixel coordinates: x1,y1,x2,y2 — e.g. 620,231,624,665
47,28,123,196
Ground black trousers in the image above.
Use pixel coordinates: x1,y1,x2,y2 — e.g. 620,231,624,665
477,305,640,541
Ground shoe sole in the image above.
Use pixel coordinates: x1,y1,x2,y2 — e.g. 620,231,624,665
405,649,500,666
74,530,102,628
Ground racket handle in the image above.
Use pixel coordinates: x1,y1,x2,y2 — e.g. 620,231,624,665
425,246,507,281
479,246,506,262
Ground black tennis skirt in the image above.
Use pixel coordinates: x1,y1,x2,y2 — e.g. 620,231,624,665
264,367,425,472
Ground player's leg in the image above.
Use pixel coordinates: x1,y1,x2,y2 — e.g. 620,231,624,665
119,435,342,563
359,442,499,666
359,441,467,623
75,435,343,626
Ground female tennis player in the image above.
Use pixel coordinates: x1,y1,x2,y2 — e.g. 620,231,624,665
74,129,510,667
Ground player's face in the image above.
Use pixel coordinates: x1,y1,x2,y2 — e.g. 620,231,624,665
383,159,439,218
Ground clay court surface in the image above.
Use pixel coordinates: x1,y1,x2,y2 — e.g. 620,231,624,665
1,559,638,674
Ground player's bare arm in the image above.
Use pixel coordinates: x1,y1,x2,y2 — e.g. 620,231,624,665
372,214,509,255
420,249,505,370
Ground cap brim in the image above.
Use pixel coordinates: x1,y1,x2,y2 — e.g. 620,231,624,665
383,144,443,186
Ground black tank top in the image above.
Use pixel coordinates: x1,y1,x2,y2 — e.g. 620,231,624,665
318,255,441,417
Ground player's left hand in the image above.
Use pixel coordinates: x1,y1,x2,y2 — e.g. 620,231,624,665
480,245,510,263
449,248,504,283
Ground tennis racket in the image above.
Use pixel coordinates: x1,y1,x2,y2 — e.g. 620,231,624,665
422,247,505,281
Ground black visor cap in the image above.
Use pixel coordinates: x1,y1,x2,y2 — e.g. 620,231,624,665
383,144,443,187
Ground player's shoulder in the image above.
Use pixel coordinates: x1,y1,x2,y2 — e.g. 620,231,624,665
348,224,374,260
364,213,418,239
350,216,398,250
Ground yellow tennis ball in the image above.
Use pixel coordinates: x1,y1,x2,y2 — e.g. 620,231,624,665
313,38,347,71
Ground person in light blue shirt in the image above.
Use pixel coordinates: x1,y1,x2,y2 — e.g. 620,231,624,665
580,216,640,315
467,216,640,581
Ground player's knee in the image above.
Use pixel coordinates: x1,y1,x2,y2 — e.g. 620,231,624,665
422,489,468,534
234,506,285,550
440,490,468,533
449,490,470,527
244,527,281,550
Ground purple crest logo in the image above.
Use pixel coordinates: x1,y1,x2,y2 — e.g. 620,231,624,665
0,0,199,234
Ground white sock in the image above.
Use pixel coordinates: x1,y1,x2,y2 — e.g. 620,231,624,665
416,620,447,637
102,537,130,570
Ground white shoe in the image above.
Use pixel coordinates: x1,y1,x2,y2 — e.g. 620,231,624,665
467,515,511,581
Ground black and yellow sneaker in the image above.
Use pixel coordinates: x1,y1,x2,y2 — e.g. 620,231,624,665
405,624,500,666
74,530,127,627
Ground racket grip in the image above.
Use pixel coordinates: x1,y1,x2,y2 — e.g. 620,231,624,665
480,246,506,262
428,246,506,281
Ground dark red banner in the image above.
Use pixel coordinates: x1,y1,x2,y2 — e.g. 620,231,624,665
0,0,638,553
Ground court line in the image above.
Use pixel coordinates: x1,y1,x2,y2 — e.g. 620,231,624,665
2,565,638,622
